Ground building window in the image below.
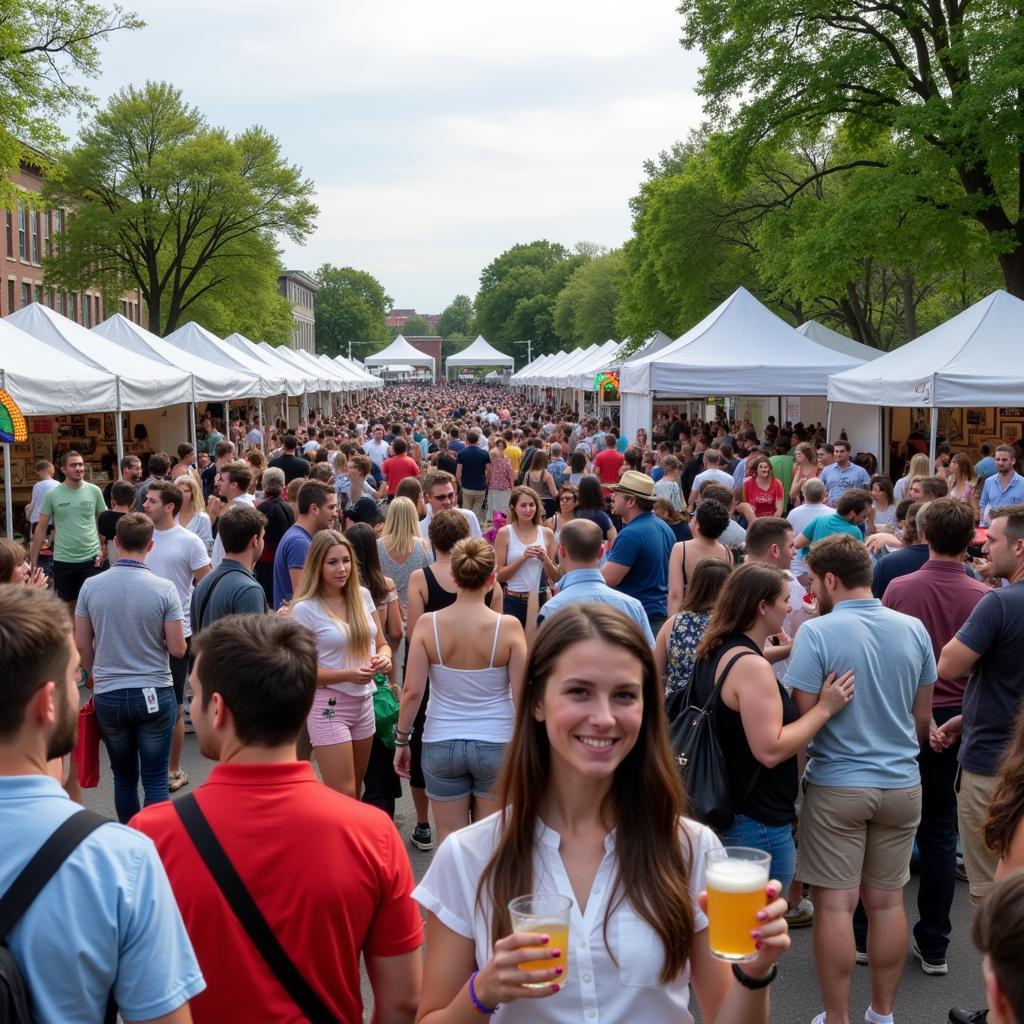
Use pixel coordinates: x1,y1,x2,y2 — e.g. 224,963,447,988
30,212,39,263
6,279,13,313
5,212,11,258
83,293,91,327
70,292,78,322
18,204,26,259
33,284,42,304
58,292,66,316
95,295,101,322
21,282,30,307
55,208,64,235
43,211,51,257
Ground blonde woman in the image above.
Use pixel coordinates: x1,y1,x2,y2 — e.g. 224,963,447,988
377,496,432,612
947,452,979,512
174,473,213,555
290,530,392,798
789,443,818,507
894,452,931,503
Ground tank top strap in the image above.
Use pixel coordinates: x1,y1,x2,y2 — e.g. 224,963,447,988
488,615,502,668
432,612,444,667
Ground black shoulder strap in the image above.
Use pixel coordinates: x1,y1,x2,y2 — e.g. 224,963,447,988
174,795,338,1024
685,648,755,714
0,809,108,941
194,568,231,633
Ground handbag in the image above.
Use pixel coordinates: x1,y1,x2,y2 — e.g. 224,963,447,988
73,698,101,789
666,649,754,832
372,684,400,750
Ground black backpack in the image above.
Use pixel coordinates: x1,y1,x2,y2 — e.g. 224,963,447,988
0,809,114,1024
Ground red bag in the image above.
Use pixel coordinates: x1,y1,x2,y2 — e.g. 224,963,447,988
73,698,101,789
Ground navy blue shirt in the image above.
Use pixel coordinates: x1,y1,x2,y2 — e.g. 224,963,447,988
605,511,676,617
272,524,312,609
456,445,491,491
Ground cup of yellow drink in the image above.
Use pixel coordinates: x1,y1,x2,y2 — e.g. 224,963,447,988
705,847,771,961
508,893,573,988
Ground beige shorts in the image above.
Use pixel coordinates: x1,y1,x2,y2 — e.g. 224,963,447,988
956,768,999,905
797,782,922,890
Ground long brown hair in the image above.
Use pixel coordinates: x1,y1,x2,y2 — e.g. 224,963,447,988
477,605,694,983
695,562,786,659
985,704,1024,857
681,557,732,614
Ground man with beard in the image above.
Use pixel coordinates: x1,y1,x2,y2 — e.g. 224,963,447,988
0,586,204,1023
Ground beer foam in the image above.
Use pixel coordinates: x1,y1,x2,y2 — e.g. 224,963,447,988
706,859,768,893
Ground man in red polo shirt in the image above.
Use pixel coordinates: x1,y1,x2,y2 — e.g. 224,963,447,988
131,614,422,1024
382,437,422,497
593,432,625,497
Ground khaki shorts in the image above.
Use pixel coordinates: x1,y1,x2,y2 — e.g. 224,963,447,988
956,768,998,905
797,782,922,890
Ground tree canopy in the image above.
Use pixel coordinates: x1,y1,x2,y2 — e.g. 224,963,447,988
314,264,392,359
44,81,317,335
553,249,627,346
436,294,474,338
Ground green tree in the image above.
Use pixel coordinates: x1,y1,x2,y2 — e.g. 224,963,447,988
436,294,474,337
44,81,318,334
315,264,391,358
401,314,433,336
0,1,142,205
678,0,1024,295
474,240,586,355
442,331,471,360
553,249,627,345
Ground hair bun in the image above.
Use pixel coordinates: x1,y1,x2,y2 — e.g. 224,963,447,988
451,537,496,589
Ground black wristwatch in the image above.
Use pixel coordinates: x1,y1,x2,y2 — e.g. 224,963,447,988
732,962,777,989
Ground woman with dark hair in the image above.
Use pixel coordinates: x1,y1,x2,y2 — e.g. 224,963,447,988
867,474,897,534
545,483,578,543
412,604,791,1022
740,457,784,520
668,499,735,615
524,449,559,520
984,705,1024,878
789,443,818,508
0,538,46,586
655,557,732,697
574,474,616,544
690,563,854,894
567,449,588,487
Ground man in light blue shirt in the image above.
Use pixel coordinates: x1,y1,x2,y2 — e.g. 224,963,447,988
784,534,934,1024
974,443,997,480
979,444,1024,524
0,586,203,1024
541,518,655,645
819,439,871,504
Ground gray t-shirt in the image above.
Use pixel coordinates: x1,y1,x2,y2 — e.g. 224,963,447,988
76,562,183,693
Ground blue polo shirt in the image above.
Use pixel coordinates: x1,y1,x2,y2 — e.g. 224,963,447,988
784,598,936,787
272,523,312,609
539,568,656,645
0,776,204,1023
604,511,676,618
820,461,871,503
980,471,1024,524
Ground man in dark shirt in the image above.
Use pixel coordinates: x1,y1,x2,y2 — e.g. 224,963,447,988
201,439,237,501
103,455,142,507
267,435,311,484
455,431,491,526
435,440,458,477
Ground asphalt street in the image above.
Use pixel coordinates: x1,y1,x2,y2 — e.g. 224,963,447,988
83,733,987,1024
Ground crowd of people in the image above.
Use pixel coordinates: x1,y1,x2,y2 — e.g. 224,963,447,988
3,380,1024,1024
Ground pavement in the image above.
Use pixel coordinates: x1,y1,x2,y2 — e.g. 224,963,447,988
83,733,987,1024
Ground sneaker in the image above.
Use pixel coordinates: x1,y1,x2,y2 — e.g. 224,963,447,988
811,1014,826,1024
785,896,815,927
956,855,968,883
855,946,869,966
168,769,189,792
948,1011,987,1024
410,823,434,851
912,939,948,976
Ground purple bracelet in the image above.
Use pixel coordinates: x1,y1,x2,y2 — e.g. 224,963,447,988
468,970,498,1015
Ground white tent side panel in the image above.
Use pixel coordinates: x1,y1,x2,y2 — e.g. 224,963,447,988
620,392,653,447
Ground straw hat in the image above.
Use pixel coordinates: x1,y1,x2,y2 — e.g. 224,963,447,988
609,470,656,499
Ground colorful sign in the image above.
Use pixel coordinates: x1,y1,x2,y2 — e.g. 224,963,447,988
0,388,27,444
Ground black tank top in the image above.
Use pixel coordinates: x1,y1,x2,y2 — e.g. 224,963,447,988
423,565,495,612
691,633,798,827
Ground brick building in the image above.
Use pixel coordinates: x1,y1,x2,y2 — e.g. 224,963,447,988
2,152,144,323
387,307,441,331
277,269,319,352
402,335,442,371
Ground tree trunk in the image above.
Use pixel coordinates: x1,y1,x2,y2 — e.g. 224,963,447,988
998,248,1024,298
901,273,918,341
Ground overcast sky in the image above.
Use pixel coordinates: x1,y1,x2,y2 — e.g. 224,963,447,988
83,0,703,313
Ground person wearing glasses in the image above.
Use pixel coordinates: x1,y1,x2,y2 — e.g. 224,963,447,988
419,470,483,542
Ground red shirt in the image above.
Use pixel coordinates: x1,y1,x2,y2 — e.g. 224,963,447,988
131,762,422,1024
382,454,421,495
593,448,625,495
744,476,783,517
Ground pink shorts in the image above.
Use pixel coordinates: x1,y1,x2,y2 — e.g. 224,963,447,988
307,687,375,746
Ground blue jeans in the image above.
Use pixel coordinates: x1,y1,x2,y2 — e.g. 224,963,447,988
719,814,796,895
421,739,507,801
94,686,176,822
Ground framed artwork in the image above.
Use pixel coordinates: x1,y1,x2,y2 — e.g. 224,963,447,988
944,408,965,446
1002,421,1023,444
967,408,995,432
31,437,50,461
998,408,1024,419
85,415,103,436
69,415,86,430
9,461,25,486
103,413,115,438
12,442,30,458
29,417,52,434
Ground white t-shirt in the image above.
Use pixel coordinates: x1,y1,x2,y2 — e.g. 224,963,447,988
363,439,390,469
210,494,256,568
146,524,211,638
786,502,832,578
290,588,378,697
414,813,720,1024
420,506,483,541
29,478,59,524
691,468,736,496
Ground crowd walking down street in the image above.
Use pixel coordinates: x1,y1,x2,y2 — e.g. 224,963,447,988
3,382,1024,1024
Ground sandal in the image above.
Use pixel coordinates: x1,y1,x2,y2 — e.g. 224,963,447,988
168,769,189,792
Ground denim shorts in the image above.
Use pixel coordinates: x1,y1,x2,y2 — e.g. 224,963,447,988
719,814,797,896
421,738,507,801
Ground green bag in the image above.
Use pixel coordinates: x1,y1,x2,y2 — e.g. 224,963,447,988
373,681,400,749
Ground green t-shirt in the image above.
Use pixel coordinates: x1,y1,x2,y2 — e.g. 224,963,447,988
769,455,794,512
799,512,864,558
40,482,106,562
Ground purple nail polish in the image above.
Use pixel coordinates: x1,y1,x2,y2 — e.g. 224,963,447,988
757,911,768,921
551,950,561,959
551,984,560,992
554,967,563,975
756,941,763,950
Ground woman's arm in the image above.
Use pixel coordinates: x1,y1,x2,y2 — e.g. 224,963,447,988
667,543,685,617
494,527,525,584
505,616,529,708
395,616,430,734
406,570,426,645
540,528,558,585
543,471,557,497
653,616,673,686
383,581,404,647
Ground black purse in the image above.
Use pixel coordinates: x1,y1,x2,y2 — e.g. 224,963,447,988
667,649,754,832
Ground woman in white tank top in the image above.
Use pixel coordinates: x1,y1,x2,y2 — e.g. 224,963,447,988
494,486,557,629
395,538,527,849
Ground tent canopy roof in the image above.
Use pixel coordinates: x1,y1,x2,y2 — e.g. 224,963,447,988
95,315,263,402
8,303,193,410
222,333,313,396
331,354,382,387
558,340,621,389
510,352,560,383
797,321,883,362
364,335,435,366
446,335,514,367
164,322,286,398
619,287,863,396
515,348,592,384
827,289,1024,407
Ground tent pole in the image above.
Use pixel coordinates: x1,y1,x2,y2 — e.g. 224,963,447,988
114,404,125,466
929,407,938,469
3,442,13,540
258,398,266,452
825,401,833,441
188,403,198,454
224,400,231,443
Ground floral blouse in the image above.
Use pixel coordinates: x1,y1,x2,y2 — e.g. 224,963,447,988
665,609,712,698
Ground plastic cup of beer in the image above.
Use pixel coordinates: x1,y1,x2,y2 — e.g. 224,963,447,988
508,893,572,988
705,846,771,961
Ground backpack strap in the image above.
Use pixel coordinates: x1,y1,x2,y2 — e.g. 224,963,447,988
174,794,338,1024
0,809,108,941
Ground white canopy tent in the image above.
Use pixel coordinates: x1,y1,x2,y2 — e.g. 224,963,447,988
797,321,883,362
364,335,435,382
509,352,559,384
518,346,598,387
444,335,514,377
558,340,621,390
333,354,383,388
617,287,873,451
827,289,1024,463
222,333,313,397
164,322,287,400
